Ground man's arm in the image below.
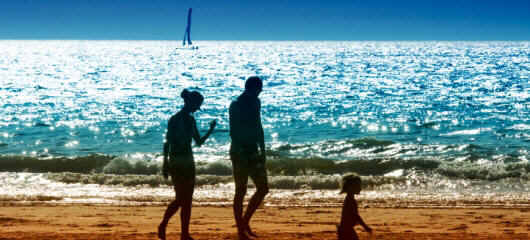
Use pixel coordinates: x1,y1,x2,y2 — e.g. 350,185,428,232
257,100,265,158
163,141,169,159
229,102,243,144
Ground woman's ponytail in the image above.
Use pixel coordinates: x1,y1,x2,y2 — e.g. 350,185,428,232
181,89,190,102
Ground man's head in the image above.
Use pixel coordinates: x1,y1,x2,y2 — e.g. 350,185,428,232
244,76,263,97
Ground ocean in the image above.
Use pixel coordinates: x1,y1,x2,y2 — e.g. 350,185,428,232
0,40,528,206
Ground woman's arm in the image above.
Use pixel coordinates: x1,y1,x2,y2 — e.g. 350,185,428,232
162,142,169,179
191,116,216,147
162,116,176,179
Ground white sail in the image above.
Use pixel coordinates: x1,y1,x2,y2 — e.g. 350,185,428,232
182,8,192,46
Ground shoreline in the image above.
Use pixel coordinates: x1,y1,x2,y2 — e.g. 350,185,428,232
1,204,528,240
2,200,530,209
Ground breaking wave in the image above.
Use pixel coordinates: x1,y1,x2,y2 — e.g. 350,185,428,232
1,141,528,191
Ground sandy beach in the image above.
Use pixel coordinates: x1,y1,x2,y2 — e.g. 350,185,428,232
1,203,528,240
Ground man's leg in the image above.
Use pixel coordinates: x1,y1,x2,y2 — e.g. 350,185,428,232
243,166,269,237
232,157,251,239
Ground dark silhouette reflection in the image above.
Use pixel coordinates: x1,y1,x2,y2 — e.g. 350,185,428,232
337,174,372,240
229,76,269,240
159,89,216,240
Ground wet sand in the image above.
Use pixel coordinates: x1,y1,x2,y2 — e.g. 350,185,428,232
0,204,529,240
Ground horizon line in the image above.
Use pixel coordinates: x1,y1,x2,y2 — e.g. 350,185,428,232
1,39,529,42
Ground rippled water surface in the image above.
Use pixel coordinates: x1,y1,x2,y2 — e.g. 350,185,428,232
0,41,529,195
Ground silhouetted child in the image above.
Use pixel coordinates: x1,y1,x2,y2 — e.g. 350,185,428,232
337,174,372,240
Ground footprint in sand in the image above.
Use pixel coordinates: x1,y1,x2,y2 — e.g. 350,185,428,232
306,210,332,214
448,224,468,231
499,221,521,227
0,217,40,226
470,220,488,224
93,223,114,228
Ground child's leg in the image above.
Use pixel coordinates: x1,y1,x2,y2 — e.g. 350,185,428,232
352,229,359,240
337,225,357,240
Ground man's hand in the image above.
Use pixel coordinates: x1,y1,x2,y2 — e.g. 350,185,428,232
258,152,266,163
162,157,169,180
364,226,372,234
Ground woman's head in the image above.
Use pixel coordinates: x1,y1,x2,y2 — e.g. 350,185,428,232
340,173,362,194
181,89,204,112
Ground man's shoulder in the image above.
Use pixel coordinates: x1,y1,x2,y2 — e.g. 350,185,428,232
170,111,184,119
233,95,260,105
168,113,178,123
229,99,240,111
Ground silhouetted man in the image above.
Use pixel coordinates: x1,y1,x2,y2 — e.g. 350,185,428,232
229,76,269,240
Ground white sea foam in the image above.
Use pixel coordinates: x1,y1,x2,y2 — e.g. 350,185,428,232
1,172,529,207
441,128,492,136
508,124,530,130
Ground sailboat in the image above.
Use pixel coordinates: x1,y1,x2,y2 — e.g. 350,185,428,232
177,8,198,50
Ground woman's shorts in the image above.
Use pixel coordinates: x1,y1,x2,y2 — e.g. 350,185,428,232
168,153,195,182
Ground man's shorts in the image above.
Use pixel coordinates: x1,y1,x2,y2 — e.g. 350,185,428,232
230,151,267,183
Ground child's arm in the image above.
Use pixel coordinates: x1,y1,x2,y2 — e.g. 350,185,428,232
357,214,372,233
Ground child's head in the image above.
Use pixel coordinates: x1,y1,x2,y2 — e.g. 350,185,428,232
340,173,362,194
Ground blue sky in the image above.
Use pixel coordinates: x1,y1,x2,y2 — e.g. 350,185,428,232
1,0,529,40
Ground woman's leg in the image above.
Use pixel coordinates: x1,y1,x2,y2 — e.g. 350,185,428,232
159,185,181,240
179,178,195,240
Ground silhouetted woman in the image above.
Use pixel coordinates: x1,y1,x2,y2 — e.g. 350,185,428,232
159,89,216,240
